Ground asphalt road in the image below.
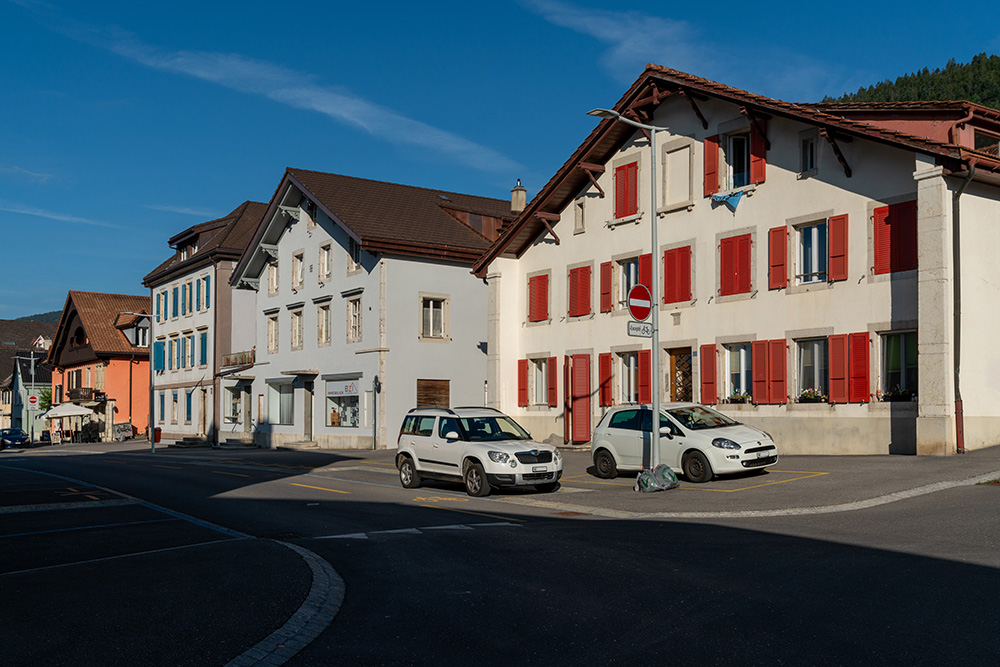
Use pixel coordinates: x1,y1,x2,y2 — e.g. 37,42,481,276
2,445,998,666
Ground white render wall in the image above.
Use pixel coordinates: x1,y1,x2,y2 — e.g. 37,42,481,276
489,93,987,456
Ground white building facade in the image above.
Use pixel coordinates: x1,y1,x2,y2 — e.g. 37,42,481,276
475,65,1000,456
228,168,513,449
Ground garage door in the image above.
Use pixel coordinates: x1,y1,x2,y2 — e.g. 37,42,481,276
416,379,450,408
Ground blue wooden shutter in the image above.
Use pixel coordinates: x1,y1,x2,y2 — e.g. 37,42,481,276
153,341,165,371
200,332,208,366
205,276,211,308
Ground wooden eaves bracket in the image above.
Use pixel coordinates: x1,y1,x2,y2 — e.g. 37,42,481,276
739,107,771,151
577,162,606,198
535,211,561,245
820,129,853,178
679,90,708,129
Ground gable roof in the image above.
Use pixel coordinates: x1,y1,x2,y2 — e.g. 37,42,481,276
232,169,515,284
473,64,1000,276
47,291,151,364
13,348,52,385
143,201,269,287
0,320,57,388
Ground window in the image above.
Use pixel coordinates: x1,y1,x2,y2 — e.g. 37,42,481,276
614,160,639,219
798,222,827,284
800,134,817,173
574,199,585,234
518,357,557,407
348,238,362,271
267,260,279,295
974,130,1000,154
326,380,360,427
619,352,639,404
171,390,178,423
268,383,294,425
720,234,752,296
159,391,165,423
136,326,149,348
797,338,828,401
167,338,175,370
724,343,753,401
226,387,241,423
533,358,550,405
421,297,446,339
527,274,549,322
726,130,751,190
290,309,303,350
304,199,317,228
882,331,917,398
874,201,917,274
292,252,304,290
704,122,766,197
568,266,592,317
319,244,331,281
318,304,331,345
267,314,279,353
347,297,362,342
179,336,186,369
199,330,208,366
618,258,639,309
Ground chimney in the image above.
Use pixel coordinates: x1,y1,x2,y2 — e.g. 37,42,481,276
511,179,527,214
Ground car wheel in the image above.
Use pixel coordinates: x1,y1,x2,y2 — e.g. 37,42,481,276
464,462,491,497
535,482,559,493
397,456,421,489
594,449,618,479
682,451,713,483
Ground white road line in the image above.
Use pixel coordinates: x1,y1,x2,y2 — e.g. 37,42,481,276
313,522,522,540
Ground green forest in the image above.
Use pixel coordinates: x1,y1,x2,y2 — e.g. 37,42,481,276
824,53,1000,110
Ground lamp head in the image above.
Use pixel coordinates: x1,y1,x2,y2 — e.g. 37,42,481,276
587,108,620,120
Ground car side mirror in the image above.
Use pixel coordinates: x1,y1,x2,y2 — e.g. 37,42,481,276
659,426,673,439
445,431,460,441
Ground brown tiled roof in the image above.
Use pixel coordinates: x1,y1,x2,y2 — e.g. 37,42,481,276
286,168,511,257
473,63,1000,275
144,201,269,287
0,320,57,387
54,291,151,358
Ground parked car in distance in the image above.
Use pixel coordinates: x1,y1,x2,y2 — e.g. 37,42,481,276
396,406,563,497
1,428,30,448
591,403,778,483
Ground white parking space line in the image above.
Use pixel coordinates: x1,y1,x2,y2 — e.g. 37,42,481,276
313,522,522,540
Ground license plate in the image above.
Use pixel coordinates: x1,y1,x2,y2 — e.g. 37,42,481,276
532,466,547,472
757,450,769,459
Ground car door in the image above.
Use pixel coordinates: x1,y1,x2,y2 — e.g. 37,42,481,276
604,409,643,469
404,416,440,473
433,416,465,478
639,409,685,470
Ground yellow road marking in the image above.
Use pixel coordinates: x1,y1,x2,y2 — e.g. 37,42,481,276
678,472,830,493
212,470,251,478
416,504,525,522
411,496,470,503
290,482,350,495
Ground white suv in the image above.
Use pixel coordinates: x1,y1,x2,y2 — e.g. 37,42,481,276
396,407,563,497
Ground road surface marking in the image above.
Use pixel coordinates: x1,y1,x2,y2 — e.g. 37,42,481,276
290,483,350,495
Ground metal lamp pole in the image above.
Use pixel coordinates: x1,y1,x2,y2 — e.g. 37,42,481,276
588,108,665,468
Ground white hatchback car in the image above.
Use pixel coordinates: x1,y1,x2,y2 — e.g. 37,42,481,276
590,403,778,483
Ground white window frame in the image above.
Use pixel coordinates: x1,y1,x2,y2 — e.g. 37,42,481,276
725,129,751,191
225,387,241,424
267,314,279,353
724,343,753,401
347,297,362,343
619,351,639,404
419,295,448,341
268,383,294,425
348,238,362,272
290,309,303,350
617,257,639,310
267,260,279,295
317,304,331,346
797,338,828,400
319,244,331,282
292,252,304,291
532,358,549,405
797,221,828,284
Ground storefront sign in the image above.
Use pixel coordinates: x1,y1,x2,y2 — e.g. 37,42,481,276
327,380,359,396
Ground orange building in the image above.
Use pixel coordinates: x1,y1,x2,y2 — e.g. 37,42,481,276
47,291,151,441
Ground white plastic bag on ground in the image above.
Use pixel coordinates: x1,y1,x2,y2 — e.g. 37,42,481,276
634,464,680,493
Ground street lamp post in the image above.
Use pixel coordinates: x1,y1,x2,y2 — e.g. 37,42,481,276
588,108,665,469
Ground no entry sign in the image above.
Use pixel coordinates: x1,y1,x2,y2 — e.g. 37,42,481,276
627,284,652,321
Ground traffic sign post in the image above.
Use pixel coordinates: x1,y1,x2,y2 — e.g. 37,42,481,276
627,284,652,322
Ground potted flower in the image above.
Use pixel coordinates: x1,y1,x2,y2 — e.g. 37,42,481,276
798,387,827,403
880,386,914,402
727,391,752,404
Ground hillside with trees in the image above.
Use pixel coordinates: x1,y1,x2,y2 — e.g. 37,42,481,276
824,53,1000,110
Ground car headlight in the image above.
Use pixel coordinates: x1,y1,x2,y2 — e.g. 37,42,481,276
552,449,562,464
711,438,741,450
488,451,510,464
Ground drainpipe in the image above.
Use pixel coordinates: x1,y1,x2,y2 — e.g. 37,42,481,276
952,160,976,454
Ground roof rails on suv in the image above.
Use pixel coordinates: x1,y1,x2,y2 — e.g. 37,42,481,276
406,407,459,416
450,406,505,414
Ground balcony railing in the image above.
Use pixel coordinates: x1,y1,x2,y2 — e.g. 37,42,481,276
68,387,94,401
222,349,255,368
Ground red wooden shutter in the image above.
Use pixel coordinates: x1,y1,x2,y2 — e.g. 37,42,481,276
563,356,571,442
873,205,891,275
849,332,870,403
678,246,691,302
892,200,917,272
828,334,849,404
752,340,769,403
768,226,787,290
638,253,652,293
598,353,613,407
750,120,767,185
638,349,651,404
768,339,787,405
547,357,558,407
580,265,592,315
572,354,592,442
569,267,591,317
528,276,538,321
828,214,849,282
700,344,717,404
615,162,638,218
528,275,549,322
737,234,752,294
600,261,613,312
704,135,720,197
517,359,529,406
615,164,627,219
720,237,736,296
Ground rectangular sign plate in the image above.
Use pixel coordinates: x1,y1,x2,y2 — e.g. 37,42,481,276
627,321,653,338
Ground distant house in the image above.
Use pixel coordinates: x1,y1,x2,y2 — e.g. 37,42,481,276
0,320,57,430
473,64,1000,456
227,168,516,449
47,292,151,441
143,201,267,445
10,348,52,439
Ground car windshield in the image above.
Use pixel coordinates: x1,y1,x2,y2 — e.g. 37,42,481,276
2,429,25,437
457,416,531,442
666,406,740,430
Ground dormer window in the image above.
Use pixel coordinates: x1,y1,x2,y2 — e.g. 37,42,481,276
136,326,149,348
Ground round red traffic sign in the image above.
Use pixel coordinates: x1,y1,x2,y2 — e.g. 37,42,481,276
627,284,652,321
28,395,38,407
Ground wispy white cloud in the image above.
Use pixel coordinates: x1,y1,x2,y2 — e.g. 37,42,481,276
144,204,220,218
0,199,122,229
0,165,57,184
522,0,852,101
15,3,522,176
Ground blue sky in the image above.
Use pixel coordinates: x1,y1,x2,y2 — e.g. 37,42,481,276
2,0,999,319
